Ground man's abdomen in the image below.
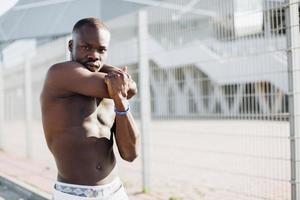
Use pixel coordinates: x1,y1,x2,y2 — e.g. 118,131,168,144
53,134,117,186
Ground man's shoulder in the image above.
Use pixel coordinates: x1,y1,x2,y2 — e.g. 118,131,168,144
48,61,82,73
46,61,82,87
44,61,84,95
46,61,88,82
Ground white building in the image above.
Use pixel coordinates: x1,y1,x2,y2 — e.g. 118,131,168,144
0,0,295,120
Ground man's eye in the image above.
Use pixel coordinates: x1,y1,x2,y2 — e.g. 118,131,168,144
99,49,107,53
81,46,89,50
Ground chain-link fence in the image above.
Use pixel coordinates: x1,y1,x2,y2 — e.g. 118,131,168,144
0,0,299,199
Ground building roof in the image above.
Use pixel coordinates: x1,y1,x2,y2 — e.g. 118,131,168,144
0,0,144,42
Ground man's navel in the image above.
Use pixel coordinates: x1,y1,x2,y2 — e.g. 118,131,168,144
96,163,103,171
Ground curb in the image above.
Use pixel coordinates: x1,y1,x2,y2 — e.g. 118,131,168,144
0,173,51,200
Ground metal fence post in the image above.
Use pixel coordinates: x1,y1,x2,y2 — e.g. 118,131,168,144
138,10,151,193
286,0,300,200
25,58,33,159
0,60,4,150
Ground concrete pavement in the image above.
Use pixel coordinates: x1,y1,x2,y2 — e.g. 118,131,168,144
0,151,153,200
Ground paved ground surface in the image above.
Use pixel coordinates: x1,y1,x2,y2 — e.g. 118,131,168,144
0,152,154,200
0,120,292,200
0,184,24,200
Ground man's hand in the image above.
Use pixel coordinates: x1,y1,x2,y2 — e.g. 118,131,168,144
104,67,130,101
101,65,137,99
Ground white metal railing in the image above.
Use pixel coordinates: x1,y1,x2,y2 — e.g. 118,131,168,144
0,0,298,199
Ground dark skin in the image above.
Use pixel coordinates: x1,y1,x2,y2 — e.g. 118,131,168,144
40,25,139,185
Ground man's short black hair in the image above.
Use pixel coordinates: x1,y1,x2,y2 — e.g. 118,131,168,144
72,17,109,33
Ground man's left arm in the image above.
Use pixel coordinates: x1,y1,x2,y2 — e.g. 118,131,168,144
113,98,140,162
105,72,140,162
101,64,137,99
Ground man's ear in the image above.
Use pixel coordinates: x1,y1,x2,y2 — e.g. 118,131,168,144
68,40,73,52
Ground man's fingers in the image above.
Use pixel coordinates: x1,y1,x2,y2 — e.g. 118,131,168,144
121,66,131,78
105,73,119,83
107,72,121,78
107,67,131,79
104,75,109,84
122,66,128,73
110,72,130,81
108,71,124,78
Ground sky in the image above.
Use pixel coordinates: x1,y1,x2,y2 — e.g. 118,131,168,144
0,0,19,16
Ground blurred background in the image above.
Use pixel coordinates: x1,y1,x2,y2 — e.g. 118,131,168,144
0,0,300,199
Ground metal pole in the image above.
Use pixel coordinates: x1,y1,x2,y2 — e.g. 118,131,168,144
138,10,151,193
286,1,300,200
263,0,271,38
0,57,4,150
24,58,33,159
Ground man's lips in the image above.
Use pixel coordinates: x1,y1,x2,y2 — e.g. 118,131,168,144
85,62,101,71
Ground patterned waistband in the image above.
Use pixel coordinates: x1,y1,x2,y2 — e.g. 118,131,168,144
54,177,123,198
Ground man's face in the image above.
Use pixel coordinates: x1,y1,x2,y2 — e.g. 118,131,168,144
69,26,110,72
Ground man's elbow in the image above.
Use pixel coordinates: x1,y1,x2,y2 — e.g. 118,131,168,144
121,151,138,162
127,89,137,100
120,133,140,162
127,82,138,99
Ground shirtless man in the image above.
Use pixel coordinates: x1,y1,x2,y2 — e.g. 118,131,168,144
40,18,139,200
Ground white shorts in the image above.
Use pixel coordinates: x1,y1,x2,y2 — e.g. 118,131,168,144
52,177,129,200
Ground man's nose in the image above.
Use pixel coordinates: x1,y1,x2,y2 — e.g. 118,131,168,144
87,50,100,61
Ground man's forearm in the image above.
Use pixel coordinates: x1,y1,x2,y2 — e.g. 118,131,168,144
100,64,117,74
113,98,140,162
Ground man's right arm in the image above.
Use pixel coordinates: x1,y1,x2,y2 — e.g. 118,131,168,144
46,61,111,98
